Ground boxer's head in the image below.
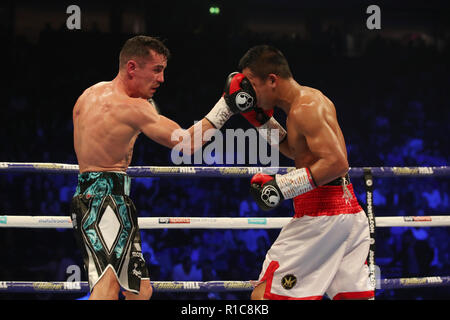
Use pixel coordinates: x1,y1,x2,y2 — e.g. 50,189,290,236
119,35,170,99
239,45,292,110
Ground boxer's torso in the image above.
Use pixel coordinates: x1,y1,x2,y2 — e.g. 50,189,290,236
285,86,348,170
73,81,140,173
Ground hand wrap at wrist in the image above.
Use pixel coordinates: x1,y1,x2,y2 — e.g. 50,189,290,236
275,168,316,199
258,117,287,146
205,97,233,129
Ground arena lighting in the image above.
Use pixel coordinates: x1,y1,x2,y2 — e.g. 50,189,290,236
209,6,220,15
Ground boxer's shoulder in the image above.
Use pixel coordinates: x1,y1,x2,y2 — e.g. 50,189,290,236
91,80,111,89
76,81,113,108
287,100,317,127
288,88,334,126
81,81,112,96
127,97,159,117
111,96,159,130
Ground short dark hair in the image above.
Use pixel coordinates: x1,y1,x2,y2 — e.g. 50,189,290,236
238,45,292,79
119,35,170,69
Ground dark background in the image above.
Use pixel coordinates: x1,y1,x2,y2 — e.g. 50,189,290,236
0,0,449,300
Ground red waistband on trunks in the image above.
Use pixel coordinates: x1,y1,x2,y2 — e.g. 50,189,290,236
293,183,363,218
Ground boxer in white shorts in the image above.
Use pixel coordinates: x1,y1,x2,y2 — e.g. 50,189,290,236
230,45,375,300
254,181,373,299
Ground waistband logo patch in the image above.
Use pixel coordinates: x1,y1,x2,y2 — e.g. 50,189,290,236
281,274,297,290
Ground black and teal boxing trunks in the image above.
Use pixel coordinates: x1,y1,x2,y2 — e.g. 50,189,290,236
70,171,149,294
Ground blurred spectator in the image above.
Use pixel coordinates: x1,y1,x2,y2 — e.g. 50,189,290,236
171,255,202,281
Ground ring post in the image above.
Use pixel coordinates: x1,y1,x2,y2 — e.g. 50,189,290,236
363,168,377,296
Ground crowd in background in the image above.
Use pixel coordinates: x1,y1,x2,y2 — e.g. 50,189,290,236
0,16,449,300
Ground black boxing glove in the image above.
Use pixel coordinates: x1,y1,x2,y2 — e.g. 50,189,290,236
250,173,284,211
225,73,287,145
250,168,317,211
205,72,257,129
223,72,257,113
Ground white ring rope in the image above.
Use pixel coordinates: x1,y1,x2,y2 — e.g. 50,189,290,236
1,215,449,228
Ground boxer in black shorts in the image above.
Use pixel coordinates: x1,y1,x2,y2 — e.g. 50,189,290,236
71,35,257,299
71,172,148,294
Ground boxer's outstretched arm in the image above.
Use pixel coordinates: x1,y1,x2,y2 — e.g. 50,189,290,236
291,103,349,186
128,98,217,154
146,116,216,155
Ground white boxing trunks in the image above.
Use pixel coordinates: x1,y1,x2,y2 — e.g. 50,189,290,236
256,181,375,300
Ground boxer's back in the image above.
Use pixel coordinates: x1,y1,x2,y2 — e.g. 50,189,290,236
73,81,140,173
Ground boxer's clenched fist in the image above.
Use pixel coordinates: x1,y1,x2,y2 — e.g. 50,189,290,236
250,173,284,211
205,72,257,129
223,72,257,113
250,168,317,211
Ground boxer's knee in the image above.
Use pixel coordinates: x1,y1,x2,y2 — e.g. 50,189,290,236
90,268,120,300
123,279,152,300
139,279,153,299
251,282,266,300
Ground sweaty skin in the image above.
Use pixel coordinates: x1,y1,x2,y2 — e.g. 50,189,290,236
243,68,351,300
73,50,214,173
285,85,349,184
73,81,143,172
242,68,349,186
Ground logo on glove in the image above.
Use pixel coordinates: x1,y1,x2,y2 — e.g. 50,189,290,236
260,185,281,208
235,92,255,111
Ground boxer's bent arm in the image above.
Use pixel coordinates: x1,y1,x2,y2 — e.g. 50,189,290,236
292,105,348,186
278,138,294,160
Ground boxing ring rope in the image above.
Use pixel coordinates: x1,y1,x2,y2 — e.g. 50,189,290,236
2,277,450,293
1,163,449,296
0,162,449,177
1,215,450,229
